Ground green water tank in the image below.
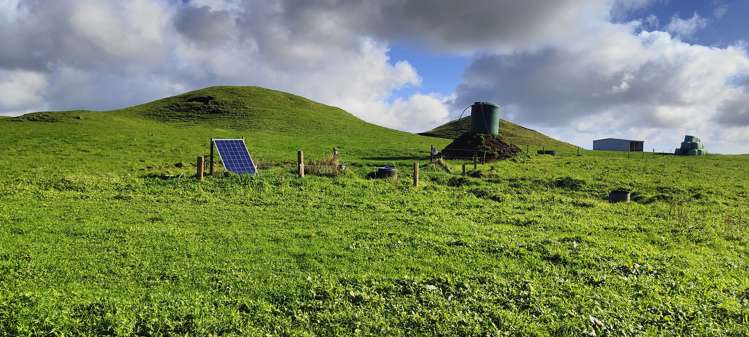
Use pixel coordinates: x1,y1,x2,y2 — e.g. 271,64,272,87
470,102,500,135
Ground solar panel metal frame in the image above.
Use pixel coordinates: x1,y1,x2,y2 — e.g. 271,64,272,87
213,138,258,175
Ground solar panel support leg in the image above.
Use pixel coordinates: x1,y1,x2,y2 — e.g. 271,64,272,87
209,139,215,176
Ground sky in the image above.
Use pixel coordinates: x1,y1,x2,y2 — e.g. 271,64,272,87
1,0,748,153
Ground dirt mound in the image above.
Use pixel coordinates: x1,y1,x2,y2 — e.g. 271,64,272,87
441,133,521,161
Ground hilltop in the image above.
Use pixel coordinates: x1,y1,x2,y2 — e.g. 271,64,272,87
2,86,451,173
2,86,586,175
120,86,379,132
420,116,577,151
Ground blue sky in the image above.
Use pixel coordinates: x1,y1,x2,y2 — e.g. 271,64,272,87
628,0,748,45
388,44,470,101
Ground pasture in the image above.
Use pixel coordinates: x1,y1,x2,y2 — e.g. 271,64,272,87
0,87,747,336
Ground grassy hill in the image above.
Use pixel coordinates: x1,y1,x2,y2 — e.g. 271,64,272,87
421,117,577,151
123,86,384,132
1,87,748,335
2,86,450,175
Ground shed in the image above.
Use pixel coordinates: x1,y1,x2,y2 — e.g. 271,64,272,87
593,138,644,152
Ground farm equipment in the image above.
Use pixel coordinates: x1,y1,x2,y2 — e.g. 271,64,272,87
674,135,706,156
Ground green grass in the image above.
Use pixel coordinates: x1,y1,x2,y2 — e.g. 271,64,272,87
2,86,451,175
1,87,747,336
420,117,578,151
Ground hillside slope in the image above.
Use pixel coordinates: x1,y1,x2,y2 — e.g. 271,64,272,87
1,86,449,174
120,86,376,132
421,117,577,150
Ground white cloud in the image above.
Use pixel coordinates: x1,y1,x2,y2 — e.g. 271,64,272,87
610,0,658,18
643,14,659,29
716,90,749,126
453,21,749,153
0,0,444,131
1,0,748,152
0,69,48,114
173,5,236,48
665,13,708,38
262,0,613,55
379,93,452,131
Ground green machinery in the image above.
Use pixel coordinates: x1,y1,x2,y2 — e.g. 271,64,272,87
675,135,706,156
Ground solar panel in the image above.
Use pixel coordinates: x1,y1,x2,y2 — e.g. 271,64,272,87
214,139,257,175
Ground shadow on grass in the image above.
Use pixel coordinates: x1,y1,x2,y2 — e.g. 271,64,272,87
361,156,427,161
142,173,191,180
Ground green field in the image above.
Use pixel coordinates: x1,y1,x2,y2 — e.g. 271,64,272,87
1,87,748,336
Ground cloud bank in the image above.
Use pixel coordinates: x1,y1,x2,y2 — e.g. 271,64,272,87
1,0,748,152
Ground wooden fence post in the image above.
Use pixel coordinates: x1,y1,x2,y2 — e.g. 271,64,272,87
473,155,478,170
196,156,205,181
413,162,419,187
297,150,305,177
462,163,466,176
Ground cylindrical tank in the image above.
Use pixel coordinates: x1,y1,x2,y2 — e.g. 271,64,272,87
470,102,500,135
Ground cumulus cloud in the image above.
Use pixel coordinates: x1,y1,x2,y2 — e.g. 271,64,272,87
665,13,708,38
0,0,626,131
1,0,749,152
610,0,658,19
0,0,435,131
270,0,654,55
0,69,48,113
716,78,749,126
0,0,168,72
174,5,236,48
379,93,452,131
453,19,749,152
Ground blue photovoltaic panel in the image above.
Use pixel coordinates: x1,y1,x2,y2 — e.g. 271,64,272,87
214,139,257,175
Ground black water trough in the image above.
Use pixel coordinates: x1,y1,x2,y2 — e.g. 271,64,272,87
375,166,398,179
609,190,631,203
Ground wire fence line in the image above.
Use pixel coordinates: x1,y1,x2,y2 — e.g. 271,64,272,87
206,143,661,177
